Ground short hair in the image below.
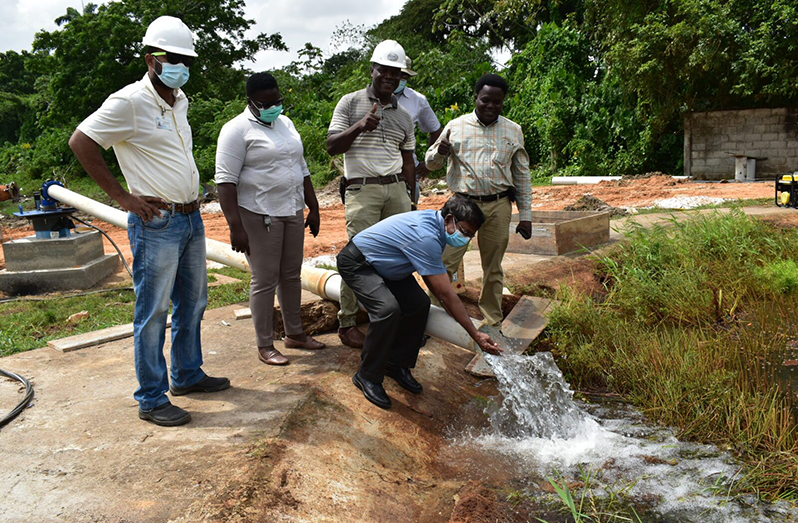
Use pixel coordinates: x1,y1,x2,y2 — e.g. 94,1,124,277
474,73,508,95
246,72,279,97
440,196,486,229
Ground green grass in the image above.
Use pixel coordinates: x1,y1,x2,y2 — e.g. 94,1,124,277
545,210,798,499
0,267,251,356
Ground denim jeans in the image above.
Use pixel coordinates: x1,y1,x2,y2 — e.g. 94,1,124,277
127,209,207,411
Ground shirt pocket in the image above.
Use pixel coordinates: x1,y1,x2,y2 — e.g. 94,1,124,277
492,140,516,167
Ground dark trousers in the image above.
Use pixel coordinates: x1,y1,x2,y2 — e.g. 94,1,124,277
337,242,430,384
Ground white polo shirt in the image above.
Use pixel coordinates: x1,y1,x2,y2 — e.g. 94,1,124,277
77,74,199,203
397,87,441,165
214,110,309,217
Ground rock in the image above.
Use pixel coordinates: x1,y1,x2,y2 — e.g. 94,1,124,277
66,311,89,324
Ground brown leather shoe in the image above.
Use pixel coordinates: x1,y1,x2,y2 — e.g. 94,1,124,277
283,335,326,350
338,326,365,349
258,346,289,366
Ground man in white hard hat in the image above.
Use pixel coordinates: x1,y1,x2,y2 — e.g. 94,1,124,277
69,16,229,427
326,40,416,350
394,56,443,207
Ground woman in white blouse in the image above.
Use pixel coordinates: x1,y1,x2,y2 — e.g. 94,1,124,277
215,72,325,365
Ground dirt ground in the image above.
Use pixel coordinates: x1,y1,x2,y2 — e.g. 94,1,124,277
0,303,541,523
2,205,796,522
0,176,774,270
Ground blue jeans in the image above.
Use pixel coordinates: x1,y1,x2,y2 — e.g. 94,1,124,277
127,209,207,411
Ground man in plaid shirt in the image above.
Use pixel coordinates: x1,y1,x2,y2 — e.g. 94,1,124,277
425,73,532,327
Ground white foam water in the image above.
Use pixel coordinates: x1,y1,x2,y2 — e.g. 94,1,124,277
456,352,797,523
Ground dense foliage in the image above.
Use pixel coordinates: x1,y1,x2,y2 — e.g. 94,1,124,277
0,0,796,196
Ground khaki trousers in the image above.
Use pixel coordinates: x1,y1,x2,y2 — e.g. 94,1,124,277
338,182,411,327
439,197,512,326
239,207,304,347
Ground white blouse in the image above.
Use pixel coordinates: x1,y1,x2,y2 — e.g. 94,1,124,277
215,109,309,217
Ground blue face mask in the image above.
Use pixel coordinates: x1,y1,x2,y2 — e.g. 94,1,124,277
445,216,471,247
394,79,407,94
256,104,282,123
156,61,190,89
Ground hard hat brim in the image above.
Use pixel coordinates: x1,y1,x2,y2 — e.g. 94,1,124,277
401,67,418,76
372,58,406,70
144,42,198,57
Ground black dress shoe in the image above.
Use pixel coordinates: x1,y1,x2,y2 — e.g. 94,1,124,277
352,372,391,409
138,402,191,426
170,375,230,396
385,365,423,394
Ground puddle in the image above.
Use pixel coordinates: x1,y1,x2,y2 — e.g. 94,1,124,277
448,353,798,523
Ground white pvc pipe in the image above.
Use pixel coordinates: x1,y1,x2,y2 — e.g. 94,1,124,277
552,175,690,185
48,185,250,271
49,185,478,351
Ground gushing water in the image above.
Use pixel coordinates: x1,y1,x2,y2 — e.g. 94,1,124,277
453,352,798,523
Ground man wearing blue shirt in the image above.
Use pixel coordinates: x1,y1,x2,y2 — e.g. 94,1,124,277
337,196,502,409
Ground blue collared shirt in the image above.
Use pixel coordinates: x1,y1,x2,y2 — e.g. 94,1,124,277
352,210,447,281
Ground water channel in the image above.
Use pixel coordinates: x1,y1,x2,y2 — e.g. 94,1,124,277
447,352,798,522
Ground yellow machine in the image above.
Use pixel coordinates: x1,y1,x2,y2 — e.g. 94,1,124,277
776,174,798,208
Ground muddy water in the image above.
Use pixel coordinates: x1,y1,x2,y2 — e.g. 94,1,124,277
445,353,798,523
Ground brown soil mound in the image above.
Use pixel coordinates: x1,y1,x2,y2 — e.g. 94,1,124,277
564,194,628,217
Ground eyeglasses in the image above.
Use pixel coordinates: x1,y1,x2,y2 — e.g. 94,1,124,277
151,51,195,68
452,216,475,238
249,97,284,110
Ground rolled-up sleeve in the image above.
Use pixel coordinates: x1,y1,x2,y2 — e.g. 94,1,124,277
417,99,441,134
327,94,351,135
77,97,135,150
511,136,533,221
214,122,246,185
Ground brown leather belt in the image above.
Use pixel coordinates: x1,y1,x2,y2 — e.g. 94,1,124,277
345,174,405,186
154,200,200,214
457,190,512,202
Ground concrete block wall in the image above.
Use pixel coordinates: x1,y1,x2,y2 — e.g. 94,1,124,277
684,108,798,179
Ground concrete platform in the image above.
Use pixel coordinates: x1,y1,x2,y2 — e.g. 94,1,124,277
3,231,106,272
0,303,488,523
0,254,118,295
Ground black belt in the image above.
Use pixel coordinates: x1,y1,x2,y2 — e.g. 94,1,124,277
154,200,200,214
345,174,405,186
457,190,512,202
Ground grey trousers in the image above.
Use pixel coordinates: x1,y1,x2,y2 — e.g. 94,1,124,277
239,207,304,347
337,242,430,384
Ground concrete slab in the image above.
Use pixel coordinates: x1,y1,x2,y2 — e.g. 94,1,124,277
0,303,491,523
3,230,105,272
0,254,118,295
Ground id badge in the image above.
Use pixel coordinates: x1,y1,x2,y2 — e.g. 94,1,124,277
156,116,173,131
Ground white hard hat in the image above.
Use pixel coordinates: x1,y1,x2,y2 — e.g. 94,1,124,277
142,16,198,57
370,40,406,69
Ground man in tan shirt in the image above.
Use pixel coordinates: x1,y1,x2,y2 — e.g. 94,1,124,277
426,73,532,326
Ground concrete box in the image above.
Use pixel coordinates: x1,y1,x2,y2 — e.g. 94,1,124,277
0,255,118,295
3,230,105,272
475,211,610,256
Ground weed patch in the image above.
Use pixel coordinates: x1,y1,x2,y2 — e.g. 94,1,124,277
547,210,798,499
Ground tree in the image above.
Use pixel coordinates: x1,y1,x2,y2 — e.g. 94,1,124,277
31,0,286,127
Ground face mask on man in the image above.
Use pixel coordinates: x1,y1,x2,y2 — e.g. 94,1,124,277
155,61,190,89
445,216,471,247
394,79,407,94
254,104,283,124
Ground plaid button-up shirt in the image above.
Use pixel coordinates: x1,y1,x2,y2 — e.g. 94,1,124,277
426,111,532,221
